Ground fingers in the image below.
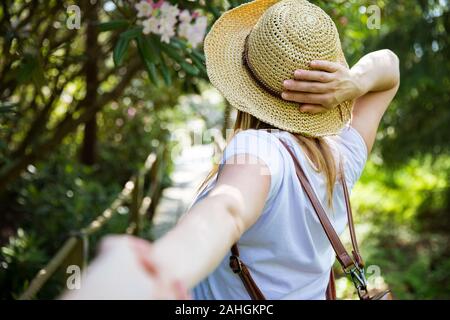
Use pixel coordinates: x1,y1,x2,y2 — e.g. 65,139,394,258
293,69,334,82
129,237,159,276
172,280,191,300
283,80,330,93
281,60,345,114
309,60,341,72
98,234,132,253
281,90,336,113
293,60,342,82
100,235,159,275
281,91,332,106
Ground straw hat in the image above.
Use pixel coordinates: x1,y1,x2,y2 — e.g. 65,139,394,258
204,0,353,137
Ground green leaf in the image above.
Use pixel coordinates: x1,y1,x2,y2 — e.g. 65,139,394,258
157,57,172,86
190,53,207,76
113,36,130,67
113,27,143,67
17,54,37,84
120,27,143,40
136,35,158,64
180,61,200,76
143,59,159,85
136,35,159,85
161,41,203,79
171,38,188,49
0,102,17,114
191,49,206,63
148,34,162,64
97,20,129,32
161,43,185,64
206,3,222,19
146,62,158,85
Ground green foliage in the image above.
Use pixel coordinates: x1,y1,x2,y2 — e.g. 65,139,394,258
352,156,450,299
0,229,47,299
0,68,195,298
0,143,121,299
97,19,130,32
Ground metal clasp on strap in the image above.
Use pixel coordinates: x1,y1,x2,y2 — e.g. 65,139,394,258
229,255,243,274
343,263,369,299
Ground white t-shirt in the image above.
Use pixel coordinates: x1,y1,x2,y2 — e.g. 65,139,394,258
191,125,368,300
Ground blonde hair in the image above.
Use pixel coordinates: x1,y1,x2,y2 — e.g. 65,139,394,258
198,110,338,208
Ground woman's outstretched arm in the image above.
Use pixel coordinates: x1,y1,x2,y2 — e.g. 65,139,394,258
62,154,271,299
282,49,400,153
149,154,270,289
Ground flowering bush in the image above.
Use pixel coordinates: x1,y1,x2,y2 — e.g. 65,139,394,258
135,0,208,48
98,0,212,87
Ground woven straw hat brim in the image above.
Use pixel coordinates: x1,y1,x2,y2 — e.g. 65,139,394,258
204,0,353,137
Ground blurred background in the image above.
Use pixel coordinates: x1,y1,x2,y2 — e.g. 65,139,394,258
0,0,449,299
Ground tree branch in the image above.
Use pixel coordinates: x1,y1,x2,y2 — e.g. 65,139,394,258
0,60,142,193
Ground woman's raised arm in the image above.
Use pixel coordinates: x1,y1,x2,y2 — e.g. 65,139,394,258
347,50,400,154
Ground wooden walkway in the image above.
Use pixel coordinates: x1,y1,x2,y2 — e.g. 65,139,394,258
150,143,214,240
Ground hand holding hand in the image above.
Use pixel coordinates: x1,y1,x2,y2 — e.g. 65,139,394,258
281,60,365,114
61,235,190,300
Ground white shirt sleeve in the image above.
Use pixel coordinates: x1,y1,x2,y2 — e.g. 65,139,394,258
335,125,368,189
219,129,284,205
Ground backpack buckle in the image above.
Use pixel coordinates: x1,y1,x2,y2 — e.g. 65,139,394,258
229,255,243,274
344,264,369,299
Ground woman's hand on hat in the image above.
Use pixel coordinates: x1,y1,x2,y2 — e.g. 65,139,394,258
281,60,363,114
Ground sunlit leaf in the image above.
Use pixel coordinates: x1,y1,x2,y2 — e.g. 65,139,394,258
97,20,129,32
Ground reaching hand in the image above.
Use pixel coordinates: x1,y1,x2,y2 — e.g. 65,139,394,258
61,235,190,300
281,60,364,114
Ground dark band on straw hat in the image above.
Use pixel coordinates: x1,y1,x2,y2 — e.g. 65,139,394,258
242,34,282,99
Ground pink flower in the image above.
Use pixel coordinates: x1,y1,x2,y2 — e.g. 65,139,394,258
179,9,192,23
142,16,160,35
339,16,348,26
135,1,153,18
160,2,180,20
159,17,177,43
135,1,207,48
152,0,164,9
184,16,207,48
191,11,200,19
127,107,137,118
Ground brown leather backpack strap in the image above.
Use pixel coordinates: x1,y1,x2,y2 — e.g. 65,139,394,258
231,243,336,300
278,139,356,270
339,160,364,267
325,269,337,300
229,244,266,300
